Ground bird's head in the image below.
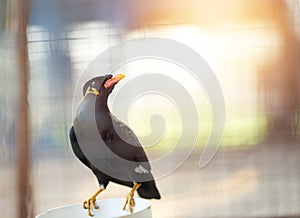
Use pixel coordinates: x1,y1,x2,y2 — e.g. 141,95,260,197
83,74,125,96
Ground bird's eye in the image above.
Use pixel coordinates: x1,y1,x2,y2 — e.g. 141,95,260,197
91,81,98,87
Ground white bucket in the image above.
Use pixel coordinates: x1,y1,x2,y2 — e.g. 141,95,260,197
35,198,152,218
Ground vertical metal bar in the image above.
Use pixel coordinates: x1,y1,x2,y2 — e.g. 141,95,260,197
16,0,32,217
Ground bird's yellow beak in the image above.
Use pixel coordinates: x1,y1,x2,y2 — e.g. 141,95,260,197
104,74,125,89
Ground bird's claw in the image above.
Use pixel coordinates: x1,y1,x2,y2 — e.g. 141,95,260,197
122,193,135,213
83,196,99,217
82,187,104,216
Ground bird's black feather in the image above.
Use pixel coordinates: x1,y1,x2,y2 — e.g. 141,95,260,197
69,126,91,169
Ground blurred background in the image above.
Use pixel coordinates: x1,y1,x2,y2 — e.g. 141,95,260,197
0,0,300,217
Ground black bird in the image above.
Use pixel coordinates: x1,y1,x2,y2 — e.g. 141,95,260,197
69,74,160,216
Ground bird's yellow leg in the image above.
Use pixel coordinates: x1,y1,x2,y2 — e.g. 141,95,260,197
83,187,105,217
122,183,141,213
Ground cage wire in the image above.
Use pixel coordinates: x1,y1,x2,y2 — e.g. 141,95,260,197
0,33,19,218
0,0,300,217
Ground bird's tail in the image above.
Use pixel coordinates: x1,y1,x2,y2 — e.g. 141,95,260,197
137,180,161,199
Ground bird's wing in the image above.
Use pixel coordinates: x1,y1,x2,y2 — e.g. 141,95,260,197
111,114,142,147
111,114,151,170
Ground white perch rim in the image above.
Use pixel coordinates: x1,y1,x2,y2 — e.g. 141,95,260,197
35,197,152,218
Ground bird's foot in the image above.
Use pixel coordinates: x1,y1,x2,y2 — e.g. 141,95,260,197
122,192,136,213
82,187,105,217
83,196,98,217
122,183,141,213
